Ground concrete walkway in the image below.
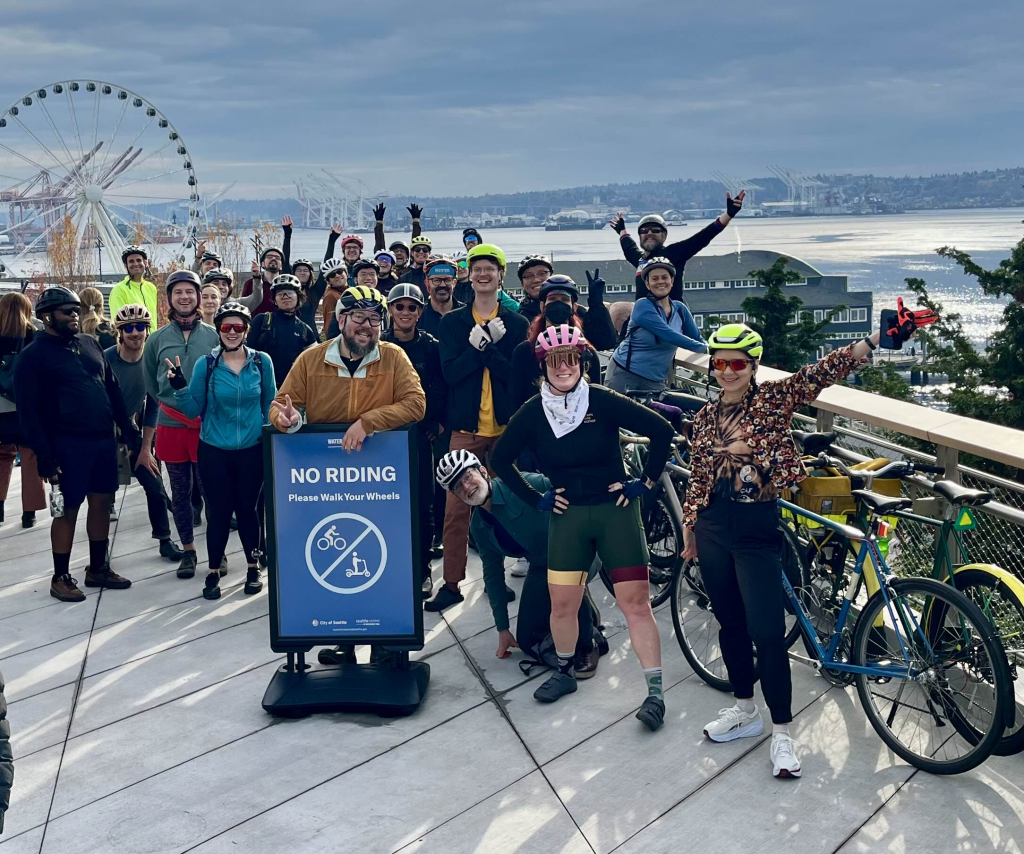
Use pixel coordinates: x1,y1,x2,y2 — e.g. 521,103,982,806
1,468,1024,853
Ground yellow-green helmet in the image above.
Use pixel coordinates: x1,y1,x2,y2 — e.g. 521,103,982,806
466,243,506,271
707,323,763,358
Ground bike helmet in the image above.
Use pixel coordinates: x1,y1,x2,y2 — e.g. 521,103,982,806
436,449,483,492
259,246,284,264
199,250,222,266
410,235,433,251
638,256,676,281
638,214,668,231
321,257,348,281
462,227,482,245
466,243,506,271
165,269,202,296
706,323,763,359
351,258,381,278
538,274,579,302
203,267,233,285
35,286,80,318
374,250,397,266
424,256,457,279
270,273,302,295
337,285,387,319
121,244,147,265
213,300,251,327
113,303,152,329
291,257,314,277
389,240,410,254
387,282,425,306
340,234,364,250
534,323,588,364
517,254,553,281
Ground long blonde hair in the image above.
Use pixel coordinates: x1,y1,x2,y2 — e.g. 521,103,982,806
79,287,107,337
0,292,33,340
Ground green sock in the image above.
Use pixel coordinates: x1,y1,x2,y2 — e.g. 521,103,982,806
643,667,663,698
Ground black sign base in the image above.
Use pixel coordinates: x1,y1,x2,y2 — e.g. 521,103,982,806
262,657,430,718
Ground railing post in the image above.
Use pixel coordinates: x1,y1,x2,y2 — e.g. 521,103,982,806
936,444,962,566
815,409,835,433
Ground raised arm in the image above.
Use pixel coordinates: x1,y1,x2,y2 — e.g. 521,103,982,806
769,332,876,413
630,299,707,353
281,216,293,271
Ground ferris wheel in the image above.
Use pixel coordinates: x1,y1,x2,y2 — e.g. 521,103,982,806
0,80,200,268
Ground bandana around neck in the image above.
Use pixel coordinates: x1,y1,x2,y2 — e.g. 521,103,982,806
171,309,200,331
540,378,590,439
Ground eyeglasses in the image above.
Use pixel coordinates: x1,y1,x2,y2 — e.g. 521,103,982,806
638,226,666,236
121,322,149,334
545,350,580,369
219,322,247,334
711,358,754,372
391,302,421,313
346,312,383,327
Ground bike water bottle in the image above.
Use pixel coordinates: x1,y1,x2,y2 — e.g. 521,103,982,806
49,482,65,518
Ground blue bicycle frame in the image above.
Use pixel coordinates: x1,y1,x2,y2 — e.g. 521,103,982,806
778,498,934,681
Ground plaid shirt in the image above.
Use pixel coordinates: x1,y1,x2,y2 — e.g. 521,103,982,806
683,346,864,527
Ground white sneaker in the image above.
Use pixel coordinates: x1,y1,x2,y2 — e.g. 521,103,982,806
703,705,763,742
510,557,529,578
770,733,802,778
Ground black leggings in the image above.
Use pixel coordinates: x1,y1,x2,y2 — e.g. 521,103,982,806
166,461,203,545
197,441,263,570
694,499,792,725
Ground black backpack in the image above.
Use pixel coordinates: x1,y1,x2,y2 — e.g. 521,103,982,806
0,341,24,403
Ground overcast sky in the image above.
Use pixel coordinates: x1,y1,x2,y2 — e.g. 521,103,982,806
4,0,1022,199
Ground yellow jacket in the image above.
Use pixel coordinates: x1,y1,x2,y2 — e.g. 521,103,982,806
108,277,159,331
271,338,425,434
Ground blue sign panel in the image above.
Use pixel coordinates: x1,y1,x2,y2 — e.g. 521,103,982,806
266,427,421,646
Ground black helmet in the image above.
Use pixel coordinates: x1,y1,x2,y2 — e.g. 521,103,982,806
538,275,579,302
35,286,80,318
202,267,233,285
351,258,381,277
213,300,251,327
462,227,482,244
121,244,147,265
517,254,553,281
165,269,202,296
291,258,314,276
199,250,222,266
389,240,410,253
259,246,284,265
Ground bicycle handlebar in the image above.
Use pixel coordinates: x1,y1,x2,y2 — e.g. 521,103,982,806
812,453,943,482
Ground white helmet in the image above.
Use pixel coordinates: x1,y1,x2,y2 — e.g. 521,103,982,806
321,258,347,280
436,449,482,491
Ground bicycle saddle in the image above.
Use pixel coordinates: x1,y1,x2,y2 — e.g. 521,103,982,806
932,481,992,507
792,430,837,456
851,489,911,515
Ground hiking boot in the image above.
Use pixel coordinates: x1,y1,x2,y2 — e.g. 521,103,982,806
244,566,263,595
574,641,600,680
424,584,464,612
177,550,198,579
203,571,221,600
636,696,666,731
534,672,577,703
318,646,357,666
421,576,434,599
84,565,132,589
22,511,35,529
50,574,86,602
159,538,185,562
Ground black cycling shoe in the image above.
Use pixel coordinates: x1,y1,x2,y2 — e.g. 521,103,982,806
318,646,357,666
534,672,577,703
203,571,221,600
596,631,610,657
22,511,35,529
244,566,263,595
176,550,198,579
424,584,464,612
159,538,185,561
636,696,666,731
505,585,516,603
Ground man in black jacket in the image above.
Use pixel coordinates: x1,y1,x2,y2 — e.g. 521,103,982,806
14,288,140,602
246,274,318,387
382,283,447,595
429,244,528,612
418,256,462,338
610,191,745,302
516,258,618,351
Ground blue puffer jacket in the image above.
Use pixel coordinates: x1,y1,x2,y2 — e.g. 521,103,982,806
611,296,707,382
173,347,276,450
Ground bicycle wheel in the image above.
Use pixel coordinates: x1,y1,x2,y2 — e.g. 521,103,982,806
793,536,856,683
644,493,683,607
780,523,808,651
671,557,732,691
853,577,1010,775
950,567,1024,756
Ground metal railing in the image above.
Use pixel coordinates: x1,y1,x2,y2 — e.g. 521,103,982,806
671,349,1024,581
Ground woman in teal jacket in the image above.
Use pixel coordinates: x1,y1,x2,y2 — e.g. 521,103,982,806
166,301,276,600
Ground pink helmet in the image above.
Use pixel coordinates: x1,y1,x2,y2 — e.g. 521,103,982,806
534,323,587,363
341,234,364,249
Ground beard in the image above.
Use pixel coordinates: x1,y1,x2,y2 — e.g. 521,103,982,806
342,329,375,358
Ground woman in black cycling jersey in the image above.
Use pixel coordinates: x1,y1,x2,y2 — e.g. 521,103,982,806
491,324,674,730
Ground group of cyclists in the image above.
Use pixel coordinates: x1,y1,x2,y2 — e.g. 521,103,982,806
0,188,912,779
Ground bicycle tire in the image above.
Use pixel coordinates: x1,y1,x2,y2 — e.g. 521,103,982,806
948,566,1024,756
671,557,732,691
853,577,1010,775
780,523,808,651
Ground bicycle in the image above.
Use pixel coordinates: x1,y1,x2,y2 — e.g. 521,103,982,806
677,488,1014,775
789,438,1024,755
316,526,348,552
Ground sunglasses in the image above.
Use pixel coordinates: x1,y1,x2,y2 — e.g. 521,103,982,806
545,350,580,369
711,358,754,372
346,313,383,327
56,305,81,315
411,246,430,253
638,226,666,236
219,322,246,334
457,260,468,269
391,302,421,313
121,322,149,334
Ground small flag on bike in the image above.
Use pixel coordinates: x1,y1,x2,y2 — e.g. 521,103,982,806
954,507,977,531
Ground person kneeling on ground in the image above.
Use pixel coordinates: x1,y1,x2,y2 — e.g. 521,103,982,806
437,450,606,674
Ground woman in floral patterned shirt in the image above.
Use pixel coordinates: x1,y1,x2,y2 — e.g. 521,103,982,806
681,322,888,780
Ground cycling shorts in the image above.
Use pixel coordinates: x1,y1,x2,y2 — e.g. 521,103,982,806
547,502,649,586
